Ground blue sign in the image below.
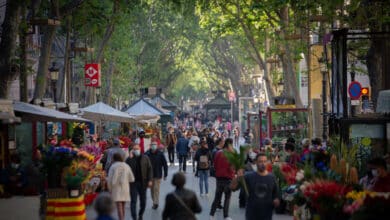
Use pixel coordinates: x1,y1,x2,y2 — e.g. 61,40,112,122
348,81,362,100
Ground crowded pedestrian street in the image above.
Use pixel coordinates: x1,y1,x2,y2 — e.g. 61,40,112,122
86,159,291,220
1,0,390,220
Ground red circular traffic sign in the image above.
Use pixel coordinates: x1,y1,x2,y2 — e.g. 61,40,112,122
348,81,362,100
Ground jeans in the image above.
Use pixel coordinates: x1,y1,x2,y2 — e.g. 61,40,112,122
130,182,147,219
198,170,209,194
150,178,161,205
178,155,187,172
210,178,232,218
167,147,175,164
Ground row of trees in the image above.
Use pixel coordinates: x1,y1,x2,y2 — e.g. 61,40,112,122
0,0,388,106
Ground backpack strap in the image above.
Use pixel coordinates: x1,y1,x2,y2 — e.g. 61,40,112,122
172,192,196,219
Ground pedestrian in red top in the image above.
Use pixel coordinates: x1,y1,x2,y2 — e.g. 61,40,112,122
210,138,235,220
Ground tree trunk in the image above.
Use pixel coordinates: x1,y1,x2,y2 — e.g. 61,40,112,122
63,17,72,103
0,1,22,98
104,58,115,105
33,25,57,100
19,6,28,102
367,37,390,108
33,0,60,100
83,0,118,105
278,6,303,107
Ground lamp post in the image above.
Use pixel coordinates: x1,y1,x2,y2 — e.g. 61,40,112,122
277,80,284,96
318,57,328,142
49,62,59,103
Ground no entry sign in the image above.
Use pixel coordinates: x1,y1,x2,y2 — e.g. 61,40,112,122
348,81,362,100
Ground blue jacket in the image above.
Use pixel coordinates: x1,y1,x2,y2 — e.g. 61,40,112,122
176,137,189,156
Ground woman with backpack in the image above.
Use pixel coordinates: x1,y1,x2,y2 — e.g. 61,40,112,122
194,140,212,196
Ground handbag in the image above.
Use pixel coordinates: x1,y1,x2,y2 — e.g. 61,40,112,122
172,192,196,219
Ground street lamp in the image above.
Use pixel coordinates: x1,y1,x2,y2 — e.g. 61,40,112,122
277,80,284,95
49,62,59,103
318,56,328,142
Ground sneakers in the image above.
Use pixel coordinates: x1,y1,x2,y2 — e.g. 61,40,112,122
152,204,158,209
224,217,232,220
210,216,215,220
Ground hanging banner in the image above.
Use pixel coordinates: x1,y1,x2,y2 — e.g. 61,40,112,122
85,63,101,87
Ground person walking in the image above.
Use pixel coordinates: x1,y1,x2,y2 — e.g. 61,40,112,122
188,130,201,173
101,139,126,174
176,132,190,172
162,172,202,220
239,150,258,208
231,153,280,220
209,138,235,220
125,145,153,220
94,192,115,220
145,141,168,209
165,127,177,166
107,153,135,220
194,140,212,196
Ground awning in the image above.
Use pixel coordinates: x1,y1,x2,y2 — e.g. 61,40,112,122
13,101,89,122
81,102,135,123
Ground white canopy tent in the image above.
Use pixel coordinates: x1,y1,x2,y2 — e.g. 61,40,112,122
81,102,135,123
124,98,168,123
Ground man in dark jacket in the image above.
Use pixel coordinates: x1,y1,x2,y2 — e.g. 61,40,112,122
162,172,202,220
145,141,168,209
125,144,153,220
176,132,190,172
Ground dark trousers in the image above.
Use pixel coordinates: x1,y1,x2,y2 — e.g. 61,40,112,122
239,186,247,207
167,147,175,163
178,155,187,172
210,178,232,218
130,182,147,220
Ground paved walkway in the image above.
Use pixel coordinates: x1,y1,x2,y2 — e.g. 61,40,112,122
0,156,292,220
86,159,292,220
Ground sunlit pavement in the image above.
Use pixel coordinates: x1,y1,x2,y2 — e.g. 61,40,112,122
86,154,292,220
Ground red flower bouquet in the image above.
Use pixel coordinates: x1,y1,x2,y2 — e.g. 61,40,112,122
119,136,132,148
302,179,351,218
281,163,298,185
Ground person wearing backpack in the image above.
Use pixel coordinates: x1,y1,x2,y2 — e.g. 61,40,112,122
194,140,212,197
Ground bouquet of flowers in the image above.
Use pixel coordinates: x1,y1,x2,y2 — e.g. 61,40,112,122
72,123,87,146
63,161,89,189
40,145,78,188
301,179,351,218
344,191,390,219
80,145,101,158
119,136,132,148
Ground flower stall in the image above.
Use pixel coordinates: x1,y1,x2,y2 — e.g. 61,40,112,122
40,137,105,219
269,136,390,220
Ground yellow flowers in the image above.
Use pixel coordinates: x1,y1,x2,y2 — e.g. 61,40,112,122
346,190,377,201
77,150,94,162
72,122,87,129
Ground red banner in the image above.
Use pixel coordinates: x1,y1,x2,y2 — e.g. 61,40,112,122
84,63,101,87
